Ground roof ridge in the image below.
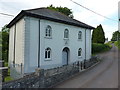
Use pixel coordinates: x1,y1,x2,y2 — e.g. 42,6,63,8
25,7,70,18
24,7,47,11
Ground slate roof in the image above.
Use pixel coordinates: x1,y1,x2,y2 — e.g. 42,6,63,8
7,8,94,29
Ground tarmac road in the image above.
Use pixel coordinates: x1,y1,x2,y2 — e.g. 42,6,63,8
55,44,118,88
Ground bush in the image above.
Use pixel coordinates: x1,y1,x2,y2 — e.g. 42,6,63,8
114,40,120,49
92,43,111,54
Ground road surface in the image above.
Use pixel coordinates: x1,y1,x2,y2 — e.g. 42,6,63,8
55,44,119,88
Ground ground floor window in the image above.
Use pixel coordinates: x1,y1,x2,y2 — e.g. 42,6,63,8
78,48,82,57
45,47,51,60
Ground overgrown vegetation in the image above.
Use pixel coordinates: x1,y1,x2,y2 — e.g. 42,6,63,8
4,68,13,82
5,76,13,82
114,40,120,49
92,43,111,54
105,41,113,48
47,4,73,18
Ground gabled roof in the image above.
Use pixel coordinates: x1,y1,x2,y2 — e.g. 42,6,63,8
7,8,94,29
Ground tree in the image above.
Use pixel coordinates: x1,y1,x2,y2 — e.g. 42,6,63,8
47,5,74,18
111,31,120,41
1,25,9,62
92,24,105,44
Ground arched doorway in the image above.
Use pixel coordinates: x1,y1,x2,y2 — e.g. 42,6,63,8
62,47,70,65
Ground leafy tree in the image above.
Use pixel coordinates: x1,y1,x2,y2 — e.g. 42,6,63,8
47,5,74,18
111,31,120,41
92,24,105,44
1,25,9,62
92,27,98,43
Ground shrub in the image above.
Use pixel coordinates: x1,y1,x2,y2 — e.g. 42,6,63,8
92,43,111,54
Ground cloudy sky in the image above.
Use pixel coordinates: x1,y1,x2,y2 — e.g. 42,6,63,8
0,0,119,40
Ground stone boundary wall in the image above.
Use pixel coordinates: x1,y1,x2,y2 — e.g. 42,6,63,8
2,56,99,88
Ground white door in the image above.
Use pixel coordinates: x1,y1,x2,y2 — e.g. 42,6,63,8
62,50,68,65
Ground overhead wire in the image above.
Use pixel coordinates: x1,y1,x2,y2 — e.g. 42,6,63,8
70,0,118,22
0,12,14,17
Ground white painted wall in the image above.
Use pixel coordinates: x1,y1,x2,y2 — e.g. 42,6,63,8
9,18,25,78
9,16,92,75
39,19,91,69
9,25,15,66
86,29,92,60
24,17,39,73
15,18,25,65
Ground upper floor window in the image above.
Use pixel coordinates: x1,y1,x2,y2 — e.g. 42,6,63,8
45,25,52,38
45,47,51,60
78,31,82,40
64,29,69,39
78,48,82,57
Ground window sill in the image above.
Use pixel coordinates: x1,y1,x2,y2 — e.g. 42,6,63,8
63,38,69,40
44,59,52,61
78,39,82,41
78,56,82,59
45,37,52,39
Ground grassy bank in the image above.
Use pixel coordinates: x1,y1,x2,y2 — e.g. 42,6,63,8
114,40,120,49
4,68,13,82
4,61,14,82
92,43,112,54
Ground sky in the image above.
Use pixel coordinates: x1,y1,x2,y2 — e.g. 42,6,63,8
0,0,119,40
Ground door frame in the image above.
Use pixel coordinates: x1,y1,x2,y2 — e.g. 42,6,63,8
62,47,70,65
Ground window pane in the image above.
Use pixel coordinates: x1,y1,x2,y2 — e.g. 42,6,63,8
48,51,50,58
78,31,82,39
49,30,51,37
64,29,69,38
78,48,82,56
45,51,47,58
46,25,52,37
78,51,80,56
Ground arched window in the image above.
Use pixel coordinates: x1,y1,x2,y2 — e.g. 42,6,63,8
78,31,82,40
64,29,69,39
45,25,52,38
78,48,82,57
45,48,51,59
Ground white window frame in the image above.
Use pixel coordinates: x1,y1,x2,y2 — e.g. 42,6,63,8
45,47,52,60
78,31,82,40
64,29,69,39
45,25,52,39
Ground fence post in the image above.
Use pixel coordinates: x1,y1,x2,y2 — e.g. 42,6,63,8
21,63,22,74
84,60,86,69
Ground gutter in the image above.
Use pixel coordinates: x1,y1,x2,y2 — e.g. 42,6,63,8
13,24,16,66
38,20,40,68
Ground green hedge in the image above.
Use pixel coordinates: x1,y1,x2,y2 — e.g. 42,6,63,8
92,43,111,54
